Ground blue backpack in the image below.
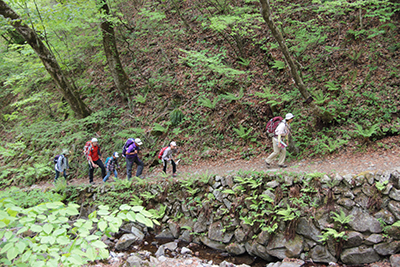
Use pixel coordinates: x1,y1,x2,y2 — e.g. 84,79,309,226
105,156,112,166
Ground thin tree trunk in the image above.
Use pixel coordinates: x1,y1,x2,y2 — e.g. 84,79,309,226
0,0,91,119
98,0,130,102
259,0,333,123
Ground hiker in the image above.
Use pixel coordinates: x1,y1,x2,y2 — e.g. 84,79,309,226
87,138,106,184
54,149,69,183
265,113,294,168
103,152,120,182
162,141,178,177
126,138,144,180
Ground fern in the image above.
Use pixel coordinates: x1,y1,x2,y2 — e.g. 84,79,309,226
133,94,147,104
331,209,354,225
221,88,244,103
198,95,220,109
271,60,285,70
233,125,252,140
152,123,169,133
353,123,380,138
325,81,340,91
313,90,330,104
170,109,184,126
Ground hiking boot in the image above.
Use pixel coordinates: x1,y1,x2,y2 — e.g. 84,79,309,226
90,181,95,185
278,164,288,168
172,173,177,177
265,162,271,168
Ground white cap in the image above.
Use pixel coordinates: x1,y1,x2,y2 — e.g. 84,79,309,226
113,152,119,158
285,113,294,120
135,138,143,145
170,141,177,147
91,138,98,142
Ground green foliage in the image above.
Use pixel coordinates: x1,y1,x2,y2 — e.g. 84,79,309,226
271,60,285,70
198,95,220,109
353,123,380,139
375,180,388,191
0,187,62,208
233,125,253,140
220,88,244,103
133,94,147,104
170,109,184,126
331,209,354,225
319,228,347,244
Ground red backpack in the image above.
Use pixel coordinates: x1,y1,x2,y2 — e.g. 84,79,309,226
265,116,283,136
158,146,168,159
83,141,93,159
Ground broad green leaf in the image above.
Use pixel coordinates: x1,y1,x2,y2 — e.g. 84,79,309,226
16,241,27,254
67,254,84,265
88,210,97,219
86,235,99,241
43,224,53,235
45,202,64,209
64,206,79,216
17,226,29,235
21,250,32,262
99,248,109,259
91,240,107,249
7,247,18,261
1,242,14,253
53,228,66,236
30,224,42,232
6,208,18,217
119,204,131,211
136,213,153,228
5,231,13,240
140,210,154,218
127,211,136,222
98,220,107,232
57,236,70,245
131,206,144,212
86,246,97,261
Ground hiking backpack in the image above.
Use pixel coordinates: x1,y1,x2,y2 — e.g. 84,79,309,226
83,141,93,159
122,138,135,157
104,156,112,166
53,155,60,164
158,146,168,159
265,116,283,136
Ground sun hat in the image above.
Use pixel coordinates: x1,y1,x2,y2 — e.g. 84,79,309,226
170,141,177,147
285,113,294,120
113,152,119,158
62,149,69,155
91,138,98,142
135,138,143,146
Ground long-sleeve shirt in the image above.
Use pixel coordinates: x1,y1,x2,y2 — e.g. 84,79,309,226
126,143,140,160
162,147,176,161
55,155,69,172
106,157,119,172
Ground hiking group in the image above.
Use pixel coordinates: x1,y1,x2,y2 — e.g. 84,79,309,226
54,113,293,183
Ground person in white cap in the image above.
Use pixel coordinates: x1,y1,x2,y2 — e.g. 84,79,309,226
162,141,178,177
103,152,120,182
87,138,106,184
265,113,294,168
125,138,144,180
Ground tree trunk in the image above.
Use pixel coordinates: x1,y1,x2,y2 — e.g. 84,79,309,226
259,0,333,123
0,0,91,119
98,0,130,102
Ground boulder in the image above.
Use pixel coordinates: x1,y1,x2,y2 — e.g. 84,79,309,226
245,240,275,261
343,231,363,248
193,212,208,233
124,255,142,267
200,236,226,251
390,254,400,267
181,247,193,255
349,207,382,233
389,187,400,201
341,246,380,264
364,234,383,245
374,240,400,256
337,198,355,210
374,209,396,225
256,230,270,245
208,221,234,243
234,228,247,243
266,233,303,259
309,245,336,263
115,234,138,251
296,217,322,243
163,241,178,251
179,230,192,243
226,242,246,255
167,219,180,238
155,229,174,239
266,180,280,189
388,201,400,220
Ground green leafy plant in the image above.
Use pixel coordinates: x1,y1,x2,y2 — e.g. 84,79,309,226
271,60,285,70
133,94,147,104
233,125,253,140
198,95,220,109
375,180,389,191
220,88,244,103
353,123,380,140
170,109,184,126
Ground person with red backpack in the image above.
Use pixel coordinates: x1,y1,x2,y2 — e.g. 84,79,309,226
265,113,294,168
125,138,144,180
87,138,106,184
161,141,178,177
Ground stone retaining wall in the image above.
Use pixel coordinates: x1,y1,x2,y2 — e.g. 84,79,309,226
79,169,400,264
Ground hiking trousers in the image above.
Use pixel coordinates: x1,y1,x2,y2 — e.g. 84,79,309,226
265,137,286,166
89,159,106,183
126,157,144,180
163,159,176,174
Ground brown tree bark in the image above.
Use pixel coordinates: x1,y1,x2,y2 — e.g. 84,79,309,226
98,0,130,102
0,0,91,119
259,0,333,123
